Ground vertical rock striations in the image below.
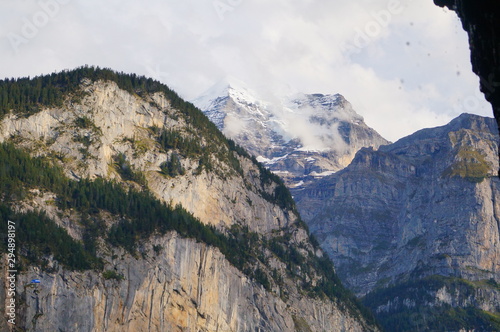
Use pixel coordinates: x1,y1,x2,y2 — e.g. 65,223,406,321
0,68,379,331
295,113,500,330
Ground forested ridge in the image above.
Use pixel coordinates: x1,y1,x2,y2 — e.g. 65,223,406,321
0,67,378,326
0,66,296,211
0,66,222,143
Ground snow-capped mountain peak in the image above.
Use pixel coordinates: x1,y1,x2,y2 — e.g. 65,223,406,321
194,76,261,111
287,93,364,125
192,79,388,186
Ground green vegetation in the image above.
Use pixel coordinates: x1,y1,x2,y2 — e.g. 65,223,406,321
0,141,291,294
0,142,70,201
443,148,490,182
152,244,163,255
113,153,147,186
0,205,101,271
253,155,297,211
265,230,377,325
158,130,203,158
155,127,243,176
0,141,376,326
159,154,185,177
0,65,227,147
74,116,95,130
102,270,125,280
1,66,294,210
363,275,500,331
153,126,295,212
253,267,271,291
73,134,92,148
0,71,82,119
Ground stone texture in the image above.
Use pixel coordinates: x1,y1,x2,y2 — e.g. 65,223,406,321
2,232,373,332
0,81,290,234
294,114,500,326
0,79,377,332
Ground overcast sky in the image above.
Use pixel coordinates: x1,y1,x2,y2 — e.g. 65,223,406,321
0,0,493,141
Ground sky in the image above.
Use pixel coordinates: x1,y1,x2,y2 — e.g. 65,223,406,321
0,0,493,142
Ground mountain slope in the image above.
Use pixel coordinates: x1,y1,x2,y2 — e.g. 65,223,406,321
0,67,379,332
193,80,388,187
295,113,500,331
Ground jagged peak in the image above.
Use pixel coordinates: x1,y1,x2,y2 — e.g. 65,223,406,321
195,79,365,124
287,92,364,124
447,113,498,134
193,76,262,111
386,113,497,149
292,92,344,104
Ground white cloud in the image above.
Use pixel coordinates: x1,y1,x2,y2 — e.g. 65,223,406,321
0,0,493,142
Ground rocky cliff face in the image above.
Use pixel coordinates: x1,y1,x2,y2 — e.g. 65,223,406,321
294,113,500,330
0,70,378,332
193,81,388,188
2,233,365,332
0,79,290,234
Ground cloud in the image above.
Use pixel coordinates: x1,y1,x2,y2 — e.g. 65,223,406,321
275,104,349,153
0,0,492,142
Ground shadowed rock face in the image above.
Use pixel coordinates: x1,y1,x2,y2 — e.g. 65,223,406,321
294,113,500,297
434,0,500,169
293,114,500,331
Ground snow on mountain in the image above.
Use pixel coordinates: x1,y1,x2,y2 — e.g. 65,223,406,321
193,79,389,186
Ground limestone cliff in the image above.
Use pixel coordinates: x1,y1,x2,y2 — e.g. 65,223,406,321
0,79,290,234
0,68,378,331
0,233,367,332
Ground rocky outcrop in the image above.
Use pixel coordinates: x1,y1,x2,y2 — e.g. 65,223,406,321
294,114,500,330
0,80,291,234
0,72,378,331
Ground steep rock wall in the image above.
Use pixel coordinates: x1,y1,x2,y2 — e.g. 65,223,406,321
0,77,378,331
1,233,370,332
0,80,290,234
